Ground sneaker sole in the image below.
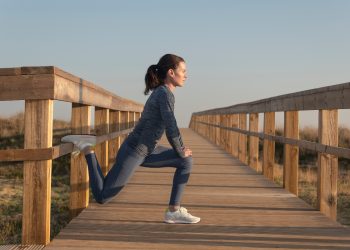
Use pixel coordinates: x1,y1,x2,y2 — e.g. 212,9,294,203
164,218,201,224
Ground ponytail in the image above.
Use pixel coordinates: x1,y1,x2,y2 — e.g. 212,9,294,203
144,64,160,95
144,54,185,95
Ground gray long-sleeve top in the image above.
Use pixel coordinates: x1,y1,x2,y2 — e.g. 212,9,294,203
126,85,185,158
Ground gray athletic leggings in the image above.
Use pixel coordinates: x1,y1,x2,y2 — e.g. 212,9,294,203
85,139,193,205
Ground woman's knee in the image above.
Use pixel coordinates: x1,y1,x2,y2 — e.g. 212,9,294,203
181,156,193,172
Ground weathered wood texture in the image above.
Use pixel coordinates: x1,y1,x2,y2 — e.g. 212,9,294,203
283,111,299,195
263,112,275,180
109,110,121,169
95,107,109,175
238,114,247,164
22,100,53,245
318,110,338,220
70,104,91,218
44,129,350,250
193,81,350,115
249,113,259,171
0,66,143,112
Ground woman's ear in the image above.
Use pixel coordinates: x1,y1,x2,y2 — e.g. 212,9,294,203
168,69,175,77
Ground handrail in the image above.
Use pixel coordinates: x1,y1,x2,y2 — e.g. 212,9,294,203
194,81,350,115
0,66,143,112
189,81,346,224
0,66,144,245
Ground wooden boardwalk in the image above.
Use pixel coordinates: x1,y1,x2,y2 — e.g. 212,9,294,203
45,129,350,249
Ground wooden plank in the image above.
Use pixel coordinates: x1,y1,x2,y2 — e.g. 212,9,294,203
249,113,259,171
22,100,53,245
284,111,299,195
109,110,121,169
317,109,338,220
193,81,350,114
0,74,55,101
119,111,129,145
263,112,275,180
238,113,247,164
53,74,143,112
45,129,350,250
95,107,109,175
230,114,239,158
69,104,91,218
215,115,220,146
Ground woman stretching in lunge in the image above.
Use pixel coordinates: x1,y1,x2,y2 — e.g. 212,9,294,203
62,54,200,224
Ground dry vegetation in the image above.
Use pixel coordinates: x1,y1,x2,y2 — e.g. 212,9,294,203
0,113,350,244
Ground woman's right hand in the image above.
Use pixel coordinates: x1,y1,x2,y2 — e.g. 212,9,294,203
183,147,192,157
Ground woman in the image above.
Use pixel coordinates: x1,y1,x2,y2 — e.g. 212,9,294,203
62,54,200,224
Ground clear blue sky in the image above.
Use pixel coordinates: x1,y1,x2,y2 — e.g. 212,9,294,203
1,0,350,128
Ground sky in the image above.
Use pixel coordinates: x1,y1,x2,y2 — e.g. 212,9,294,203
1,0,350,128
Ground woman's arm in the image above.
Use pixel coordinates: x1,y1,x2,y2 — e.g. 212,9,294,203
159,90,187,158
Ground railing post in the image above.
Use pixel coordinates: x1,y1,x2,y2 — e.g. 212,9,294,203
224,115,230,152
238,113,247,164
215,114,220,146
109,110,121,169
69,104,91,218
22,99,53,245
220,115,225,149
249,113,259,171
120,111,129,144
230,114,239,158
95,107,109,175
263,112,275,180
318,109,338,220
284,111,299,195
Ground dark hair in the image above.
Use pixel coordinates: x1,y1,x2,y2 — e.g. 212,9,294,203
144,54,185,95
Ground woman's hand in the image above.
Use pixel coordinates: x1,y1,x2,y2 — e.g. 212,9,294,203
183,147,192,157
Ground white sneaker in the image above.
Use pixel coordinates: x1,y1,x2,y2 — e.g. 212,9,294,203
164,207,201,224
61,135,97,155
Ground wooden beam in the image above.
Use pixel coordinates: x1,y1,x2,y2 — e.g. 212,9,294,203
317,109,338,220
22,99,53,245
284,111,299,195
193,81,350,115
238,114,247,164
230,114,239,158
0,66,143,112
69,104,91,218
109,110,121,169
263,112,275,180
95,107,109,176
249,113,259,171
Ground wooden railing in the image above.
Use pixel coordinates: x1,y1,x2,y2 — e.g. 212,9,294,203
0,66,143,245
189,81,350,221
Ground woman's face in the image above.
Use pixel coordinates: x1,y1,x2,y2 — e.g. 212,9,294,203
168,61,187,87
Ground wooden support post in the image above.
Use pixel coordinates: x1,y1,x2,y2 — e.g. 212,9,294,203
69,104,91,219
249,113,259,171
22,100,53,245
230,114,239,158
284,111,299,195
215,115,220,146
120,111,129,144
263,112,275,180
109,110,121,169
238,113,247,164
220,115,225,149
129,111,136,128
317,109,338,220
95,107,109,175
